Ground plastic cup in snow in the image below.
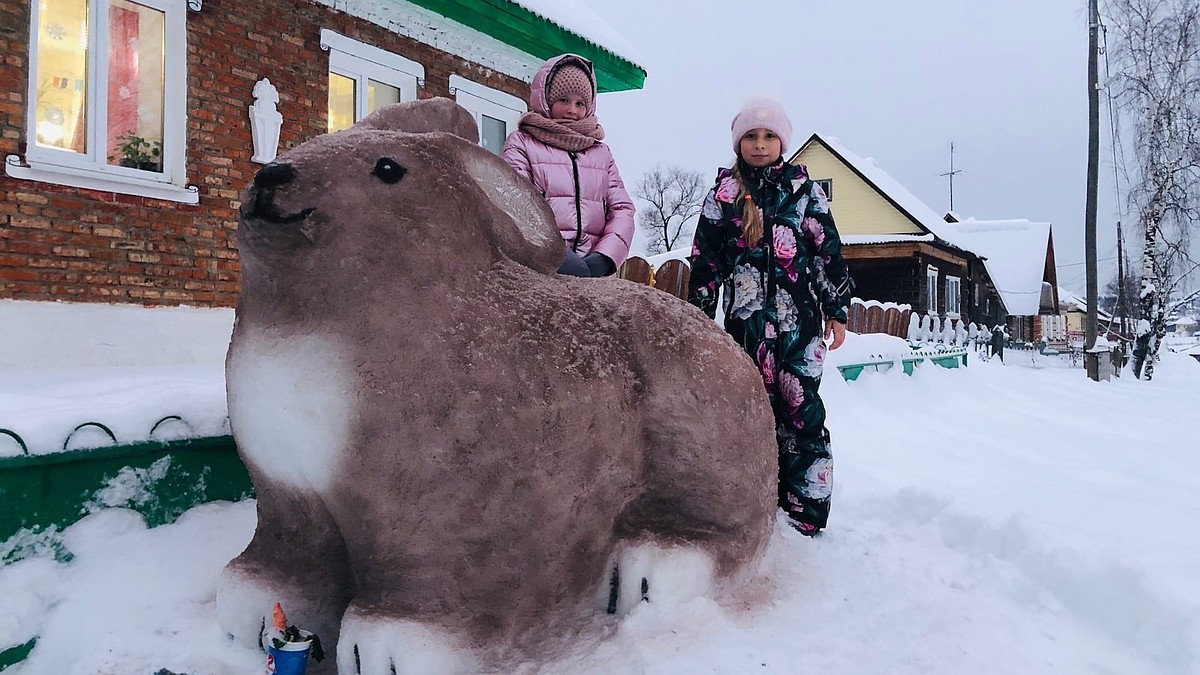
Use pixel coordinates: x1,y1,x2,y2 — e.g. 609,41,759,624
264,629,314,675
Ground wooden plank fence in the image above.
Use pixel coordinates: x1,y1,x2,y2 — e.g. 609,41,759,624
616,256,690,301
616,258,990,349
846,300,909,338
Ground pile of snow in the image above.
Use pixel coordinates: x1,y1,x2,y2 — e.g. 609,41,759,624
0,300,232,369
0,301,232,456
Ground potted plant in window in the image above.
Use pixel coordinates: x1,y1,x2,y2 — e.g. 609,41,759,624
110,133,162,172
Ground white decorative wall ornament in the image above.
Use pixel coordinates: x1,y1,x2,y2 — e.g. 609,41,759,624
249,78,283,164
187,0,201,10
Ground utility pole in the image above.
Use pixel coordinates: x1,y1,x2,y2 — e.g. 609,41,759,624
1085,0,1101,378
1116,219,1128,338
940,142,963,212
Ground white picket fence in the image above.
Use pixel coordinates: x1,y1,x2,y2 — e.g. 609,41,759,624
905,312,993,349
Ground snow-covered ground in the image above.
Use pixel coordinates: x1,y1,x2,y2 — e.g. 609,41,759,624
1,308,1198,674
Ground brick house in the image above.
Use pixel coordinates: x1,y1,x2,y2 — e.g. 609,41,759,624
1,0,645,308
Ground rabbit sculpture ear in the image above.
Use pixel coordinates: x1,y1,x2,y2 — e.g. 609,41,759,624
460,147,565,274
353,97,480,143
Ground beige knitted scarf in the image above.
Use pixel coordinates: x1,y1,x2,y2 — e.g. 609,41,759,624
518,111,605,152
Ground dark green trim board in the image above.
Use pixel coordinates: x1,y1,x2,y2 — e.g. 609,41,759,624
405,0,646,92
0,435,253,562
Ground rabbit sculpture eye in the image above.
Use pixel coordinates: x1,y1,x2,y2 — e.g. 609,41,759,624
372,157,406,184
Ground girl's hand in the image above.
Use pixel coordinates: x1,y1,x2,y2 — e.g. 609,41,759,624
824,320,846,350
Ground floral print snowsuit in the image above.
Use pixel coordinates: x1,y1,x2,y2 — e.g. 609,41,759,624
687,159,851,533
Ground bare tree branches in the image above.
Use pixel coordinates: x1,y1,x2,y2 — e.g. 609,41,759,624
1105,0,1200,378
633,166,705,255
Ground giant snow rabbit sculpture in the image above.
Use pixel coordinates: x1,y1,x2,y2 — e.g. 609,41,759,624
217,97,776,674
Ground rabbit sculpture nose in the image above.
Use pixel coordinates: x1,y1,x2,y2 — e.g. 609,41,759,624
253,162,297,190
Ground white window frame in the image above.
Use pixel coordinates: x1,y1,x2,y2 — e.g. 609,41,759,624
448,75,525,154
926,265,939,314
320,29,422,129
945,275,962,317
6,0,195,203
815,178,833,201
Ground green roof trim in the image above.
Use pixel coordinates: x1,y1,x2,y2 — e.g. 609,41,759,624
404,0,646,92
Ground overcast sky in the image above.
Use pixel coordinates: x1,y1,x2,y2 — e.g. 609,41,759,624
581,0,1123,293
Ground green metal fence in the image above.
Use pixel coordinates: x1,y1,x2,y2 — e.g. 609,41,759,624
0,434,252,562
837,347,970,382
0,432,252,670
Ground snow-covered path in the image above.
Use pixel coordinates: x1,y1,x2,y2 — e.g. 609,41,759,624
3,344,1198,674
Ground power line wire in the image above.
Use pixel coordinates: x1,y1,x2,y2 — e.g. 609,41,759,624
1058,255,1120,268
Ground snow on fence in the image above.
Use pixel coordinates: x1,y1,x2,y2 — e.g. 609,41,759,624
845,298,991,349
613,264,986,379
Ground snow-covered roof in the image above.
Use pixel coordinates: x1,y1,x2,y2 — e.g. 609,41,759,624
841,233,936,246
508,0,644,67
318,0,646,92
1056,286,1113,320
943,217,1053,316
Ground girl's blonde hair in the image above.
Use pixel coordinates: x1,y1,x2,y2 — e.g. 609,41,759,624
730,163,764,248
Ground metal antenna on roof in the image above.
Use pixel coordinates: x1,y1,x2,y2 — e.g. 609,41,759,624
939,142,963,212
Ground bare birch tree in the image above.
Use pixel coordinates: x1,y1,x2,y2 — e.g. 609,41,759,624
633,166,705,255
1105,0,1200,379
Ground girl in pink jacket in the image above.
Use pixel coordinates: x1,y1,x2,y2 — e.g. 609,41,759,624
502,54,635,277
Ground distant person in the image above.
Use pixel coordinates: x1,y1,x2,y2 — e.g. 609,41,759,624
686,96,852,537
502,54,634,277
991,324,1007,362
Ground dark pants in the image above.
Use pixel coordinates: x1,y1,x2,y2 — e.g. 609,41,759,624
774,385,833,535
730,316,834,535
557,248,590,277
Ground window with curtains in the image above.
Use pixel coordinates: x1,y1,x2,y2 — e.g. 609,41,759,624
321,30,423,133
448,75,525,155
945,275,961,316
10,0,192,201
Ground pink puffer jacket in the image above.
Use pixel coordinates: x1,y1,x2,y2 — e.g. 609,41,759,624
501,55,635,267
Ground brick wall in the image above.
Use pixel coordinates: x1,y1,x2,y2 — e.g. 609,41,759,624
0,0,530,307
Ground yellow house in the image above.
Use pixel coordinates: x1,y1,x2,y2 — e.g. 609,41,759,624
789,133,1059,341
1058,287,1127,346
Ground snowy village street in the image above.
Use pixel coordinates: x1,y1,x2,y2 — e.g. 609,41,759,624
4,0,1200,673
3,336,1198,675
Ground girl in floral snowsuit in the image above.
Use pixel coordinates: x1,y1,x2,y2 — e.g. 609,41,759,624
687,97,851,536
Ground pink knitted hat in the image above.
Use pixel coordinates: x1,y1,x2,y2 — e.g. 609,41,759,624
547,63,594,108
730,96,792,155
